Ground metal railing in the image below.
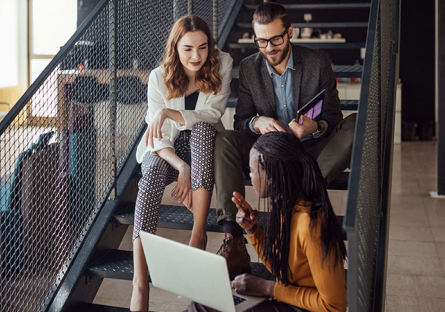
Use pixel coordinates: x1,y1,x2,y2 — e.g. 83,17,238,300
0,1,235,311
344,0,400,311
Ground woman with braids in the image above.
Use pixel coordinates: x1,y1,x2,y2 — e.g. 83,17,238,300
190,132,347,312
131,15,232,312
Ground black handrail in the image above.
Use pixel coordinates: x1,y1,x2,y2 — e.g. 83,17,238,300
438,1,445,195
0,0,109,136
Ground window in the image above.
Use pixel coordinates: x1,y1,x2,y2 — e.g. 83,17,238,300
29,0,77,117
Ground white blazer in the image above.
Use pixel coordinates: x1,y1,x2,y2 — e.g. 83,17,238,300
136,50,233,163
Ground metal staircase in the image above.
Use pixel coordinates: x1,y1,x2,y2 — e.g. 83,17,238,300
0,0,399,311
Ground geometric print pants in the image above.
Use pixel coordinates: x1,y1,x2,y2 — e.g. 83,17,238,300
133,121,217,241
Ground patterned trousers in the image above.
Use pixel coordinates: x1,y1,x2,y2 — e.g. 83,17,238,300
133,122,217,241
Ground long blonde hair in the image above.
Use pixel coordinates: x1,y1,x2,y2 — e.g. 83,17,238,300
161,15,221,100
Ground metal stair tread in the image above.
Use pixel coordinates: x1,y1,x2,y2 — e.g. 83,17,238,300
87,249,275,281
232,65,362,78
114,204,346,239
87,249,347,283
333,65,363,77
115,205,270,232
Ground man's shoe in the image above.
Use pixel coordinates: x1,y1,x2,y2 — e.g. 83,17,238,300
217,233,251,280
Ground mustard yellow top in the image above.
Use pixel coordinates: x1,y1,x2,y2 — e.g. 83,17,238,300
247,202,347,312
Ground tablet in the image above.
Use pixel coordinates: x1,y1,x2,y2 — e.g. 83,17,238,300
297,89,325,124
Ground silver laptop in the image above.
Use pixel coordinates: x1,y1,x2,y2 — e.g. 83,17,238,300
139,231,268,312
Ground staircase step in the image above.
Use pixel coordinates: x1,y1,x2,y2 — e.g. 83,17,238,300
73,303,156,312
227,97,237,108
232,65,362,78
87,250,275,281
227,98,358,111
114,205,346,239
333,65,363,78
88,250,137,281
245,3,371,10
340,100,359,110
115,205,267,232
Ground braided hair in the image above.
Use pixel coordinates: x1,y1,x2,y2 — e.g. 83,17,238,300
252,132,346,285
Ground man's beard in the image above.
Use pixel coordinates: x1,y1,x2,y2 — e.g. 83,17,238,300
260,40,290,67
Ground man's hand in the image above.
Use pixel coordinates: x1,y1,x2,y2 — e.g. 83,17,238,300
232,192,258,233
288,115,318,139
253,116,287,134
232,274,275,297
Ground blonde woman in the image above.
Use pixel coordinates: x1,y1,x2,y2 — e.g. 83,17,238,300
130,15,233,312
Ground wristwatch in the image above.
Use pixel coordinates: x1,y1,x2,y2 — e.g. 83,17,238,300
312,121,322,137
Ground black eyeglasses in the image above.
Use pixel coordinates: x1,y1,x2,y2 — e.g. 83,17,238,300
254,28,289,48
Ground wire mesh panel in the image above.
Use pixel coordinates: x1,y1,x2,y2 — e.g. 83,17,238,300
183,0,237,40
345,0,400,310
114,0,177,174
354,23,381,310
0,4,115,312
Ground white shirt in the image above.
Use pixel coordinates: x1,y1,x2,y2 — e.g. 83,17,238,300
136,50,233,163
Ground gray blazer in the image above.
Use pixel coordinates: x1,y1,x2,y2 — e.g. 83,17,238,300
234,44,343,137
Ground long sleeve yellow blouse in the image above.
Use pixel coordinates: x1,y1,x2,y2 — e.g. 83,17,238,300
247,202,347,312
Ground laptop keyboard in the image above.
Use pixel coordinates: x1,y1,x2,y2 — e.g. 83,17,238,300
233,295,247,306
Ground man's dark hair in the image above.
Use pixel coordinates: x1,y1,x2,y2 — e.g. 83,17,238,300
253,132,347,286
252,0,291,30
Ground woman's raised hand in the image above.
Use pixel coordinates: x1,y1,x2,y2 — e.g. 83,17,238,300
145,108,167,148
171,163,193,211
232,192,258,233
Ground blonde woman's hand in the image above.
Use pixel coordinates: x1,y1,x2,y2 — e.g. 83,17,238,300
232,192,258,233
145,108,168,148
171,163,192,210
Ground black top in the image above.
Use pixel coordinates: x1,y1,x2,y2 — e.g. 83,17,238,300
185,91,199,110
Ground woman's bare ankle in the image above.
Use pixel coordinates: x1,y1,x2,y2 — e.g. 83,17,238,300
189,232,207,250
130,283,149,311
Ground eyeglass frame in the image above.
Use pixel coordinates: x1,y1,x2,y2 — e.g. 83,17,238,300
254,28,289,48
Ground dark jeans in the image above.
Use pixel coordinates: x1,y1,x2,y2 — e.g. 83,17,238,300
187,299,307,312
214,113,356,225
